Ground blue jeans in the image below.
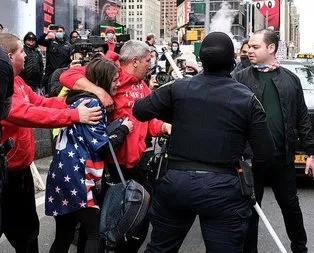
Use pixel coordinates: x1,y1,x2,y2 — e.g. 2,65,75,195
144,169,251,253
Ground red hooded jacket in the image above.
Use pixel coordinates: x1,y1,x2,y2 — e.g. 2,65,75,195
1,76,79,170
60,67,163,169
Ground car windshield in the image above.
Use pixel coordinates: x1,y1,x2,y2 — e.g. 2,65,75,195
281,62,314,90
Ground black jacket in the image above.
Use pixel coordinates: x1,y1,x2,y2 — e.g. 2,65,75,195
133,73,274,169
38,33,72,75
20,46,44,89
48,67,68,97
234,66,314,163
0,47,13,121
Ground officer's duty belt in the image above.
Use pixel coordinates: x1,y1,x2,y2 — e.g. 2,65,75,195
167,160,237,176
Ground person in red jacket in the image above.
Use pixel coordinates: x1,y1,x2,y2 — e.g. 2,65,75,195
104,27,116,52
0,33,102,253
60,40,171,252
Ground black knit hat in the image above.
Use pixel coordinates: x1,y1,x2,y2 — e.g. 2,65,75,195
200,32,235,73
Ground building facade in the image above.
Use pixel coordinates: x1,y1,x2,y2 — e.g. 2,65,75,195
288,2,300,57
160,0,177,40
121,0,160,41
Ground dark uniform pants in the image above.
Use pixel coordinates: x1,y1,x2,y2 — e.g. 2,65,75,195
144,169,251,253
244,157,308,253
2,167,39,253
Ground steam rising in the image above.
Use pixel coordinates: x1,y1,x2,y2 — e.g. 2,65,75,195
209,2,241,52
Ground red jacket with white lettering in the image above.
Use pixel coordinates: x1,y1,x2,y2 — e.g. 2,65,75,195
60,67,164,168
1,76,79,170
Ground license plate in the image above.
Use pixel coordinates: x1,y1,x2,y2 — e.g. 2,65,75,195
294,154,306,164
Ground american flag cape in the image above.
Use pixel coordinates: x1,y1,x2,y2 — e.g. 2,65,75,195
45,98,109,216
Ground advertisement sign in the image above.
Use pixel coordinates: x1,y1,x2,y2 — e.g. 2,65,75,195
43,0,55,31
253,0,280,31
99,0,119,24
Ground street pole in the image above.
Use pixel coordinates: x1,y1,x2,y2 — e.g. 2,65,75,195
246,2,250,38
164,0,166,42
205,0,210,35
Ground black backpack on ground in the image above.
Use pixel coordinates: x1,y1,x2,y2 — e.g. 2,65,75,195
99,141,150,250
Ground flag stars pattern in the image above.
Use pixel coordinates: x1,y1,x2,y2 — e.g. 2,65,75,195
73,165,80,171
71,189,78,196
79,201,86,208
48,196,54,203
55,186,61,193
45,98,110,217
79,157,85,164
64,175,71,182
62,199,69,206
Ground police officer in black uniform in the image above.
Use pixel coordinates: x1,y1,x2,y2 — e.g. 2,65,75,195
0,45,14,236
133,32,275,253
38,25,72,95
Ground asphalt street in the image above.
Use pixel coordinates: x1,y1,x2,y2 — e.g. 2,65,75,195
0,157,313,253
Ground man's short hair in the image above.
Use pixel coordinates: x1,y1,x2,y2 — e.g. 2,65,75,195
146,33,155,41
0,33,20,54
254,29,279,53
119,40,150,64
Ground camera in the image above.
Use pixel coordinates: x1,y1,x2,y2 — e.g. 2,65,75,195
73,36,106,65
155,71,172,86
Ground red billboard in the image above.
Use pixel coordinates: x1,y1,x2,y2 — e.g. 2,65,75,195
43,0,55,30
253,0,280,31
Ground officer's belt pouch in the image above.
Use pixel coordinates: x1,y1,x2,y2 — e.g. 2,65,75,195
237,160,254,197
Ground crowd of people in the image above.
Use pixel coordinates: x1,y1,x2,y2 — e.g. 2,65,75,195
0,22,313,253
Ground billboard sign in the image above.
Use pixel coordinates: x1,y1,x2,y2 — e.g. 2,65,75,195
253,0,280,31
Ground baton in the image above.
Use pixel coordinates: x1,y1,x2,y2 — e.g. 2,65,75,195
253,202,287,253
239,160,287,253
161,47,184,79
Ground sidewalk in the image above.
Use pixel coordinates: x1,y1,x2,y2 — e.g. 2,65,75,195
33,156,52,174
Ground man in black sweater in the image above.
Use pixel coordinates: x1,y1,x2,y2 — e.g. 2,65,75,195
133,32,274,253
233,29,314,253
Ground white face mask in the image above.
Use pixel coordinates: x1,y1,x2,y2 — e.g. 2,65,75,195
106,33,114,40
172,46,178,52
150,59,156,69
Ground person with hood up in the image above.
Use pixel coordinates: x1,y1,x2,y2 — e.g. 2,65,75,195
38,24,72,94
20,32,44,92
132,32,274,253
161,41,182,73
104,27,116,52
